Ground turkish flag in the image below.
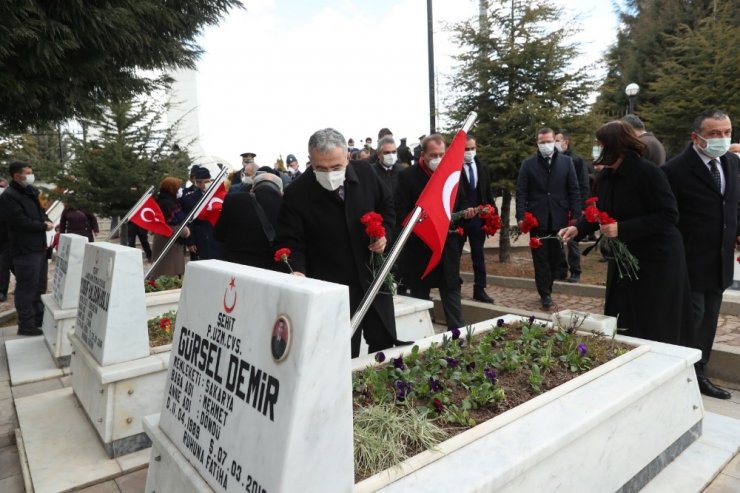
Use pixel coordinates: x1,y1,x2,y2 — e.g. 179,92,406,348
197,182,226,226
129,195,174,237
407,129,466,278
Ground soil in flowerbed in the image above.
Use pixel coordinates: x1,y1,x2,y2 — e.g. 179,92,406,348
460,244,608,286
352,317,631,482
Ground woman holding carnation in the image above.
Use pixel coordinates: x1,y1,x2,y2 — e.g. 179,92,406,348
559,121,692,344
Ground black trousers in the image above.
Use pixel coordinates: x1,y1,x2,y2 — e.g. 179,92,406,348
530,230,565,297
462,217,487,290
349,290,396,358
0,241,11,295
409,280,464,331
13,251,48,330
689,289,723,372
127,224,152,260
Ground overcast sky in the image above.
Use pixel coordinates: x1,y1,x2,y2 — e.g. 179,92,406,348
171,0,621,172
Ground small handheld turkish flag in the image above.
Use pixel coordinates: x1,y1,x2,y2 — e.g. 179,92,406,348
197,182,226,226
407,129,466,278
130,195,174,237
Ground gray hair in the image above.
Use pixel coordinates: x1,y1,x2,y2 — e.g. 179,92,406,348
622,114,645,130
308,128,347,155
376,135,396,151
692,109,729,133
253,172,283,194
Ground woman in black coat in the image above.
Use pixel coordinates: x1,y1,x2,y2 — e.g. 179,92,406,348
214,173,283,269
560,121,692,344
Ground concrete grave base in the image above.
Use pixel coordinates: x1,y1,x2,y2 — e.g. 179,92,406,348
14,387,151,493
4,334,69,386
69,333,171,458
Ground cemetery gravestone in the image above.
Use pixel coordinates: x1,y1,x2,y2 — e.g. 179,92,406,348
75,242,149,365
146,260,354,493
51,233,88,308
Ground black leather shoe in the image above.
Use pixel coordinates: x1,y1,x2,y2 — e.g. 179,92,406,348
473,290,494,304
17,327,43,336
698,376,731,399
567,275,581,284
541,295,553,309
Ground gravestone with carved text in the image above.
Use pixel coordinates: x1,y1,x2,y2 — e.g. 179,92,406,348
144,260,353,493
75,242,149,365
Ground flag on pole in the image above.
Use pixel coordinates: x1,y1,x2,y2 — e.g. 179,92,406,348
197,182,227,226
129,195,173,237
407,129,467,278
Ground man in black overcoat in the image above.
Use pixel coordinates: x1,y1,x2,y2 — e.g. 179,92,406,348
459,135,497,303
395,134,475,330
179,167,222,260
275,128,399,358
516,127,582,309
663,109,740,400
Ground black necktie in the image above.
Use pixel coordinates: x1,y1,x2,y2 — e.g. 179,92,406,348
709,159,721,192
336,185,345,201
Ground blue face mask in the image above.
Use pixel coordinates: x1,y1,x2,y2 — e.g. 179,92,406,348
696,134,731,159
592,145,602,162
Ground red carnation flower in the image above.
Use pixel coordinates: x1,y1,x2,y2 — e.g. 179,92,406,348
585,197,599,206
432,398,445,413
521,211,539,233
159,318,171,329
360,211,383,226
366,222,386,240
599,212,616,225
529,237,543,249
274,247,292,263
584,205,600,223
456,227,464,236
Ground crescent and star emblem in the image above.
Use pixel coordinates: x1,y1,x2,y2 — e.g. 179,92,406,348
442,171,461,219
207,197,224,212
140,207,157,223
223,276,237,313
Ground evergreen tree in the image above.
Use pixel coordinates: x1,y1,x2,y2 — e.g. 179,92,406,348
60,98,190,218
0,0,241,131
639,3,740,154
446,0,594,261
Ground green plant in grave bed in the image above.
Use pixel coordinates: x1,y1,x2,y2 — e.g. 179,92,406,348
144,275,183,293
528,364,545,392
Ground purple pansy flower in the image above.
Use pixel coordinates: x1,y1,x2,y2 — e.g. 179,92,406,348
428,377,443,392
496,318,505,327
484,366,497,381
577,342,587,356
395,380,412,401
528,315,536,324
392,356,405,371
466,361,477,372
374,351,386,363
445,357,459,368
450,328,461,340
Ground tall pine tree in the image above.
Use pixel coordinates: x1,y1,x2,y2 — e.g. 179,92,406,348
446,0,593,261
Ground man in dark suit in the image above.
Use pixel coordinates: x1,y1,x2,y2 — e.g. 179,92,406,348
459,135,497,303
395,134,475,330
555,129,590,283
663,109,739,400
516,127,581,309
623,114,666,166
275,128,398,358
373,136,403,196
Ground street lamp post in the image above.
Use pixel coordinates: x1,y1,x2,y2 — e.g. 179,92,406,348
625,83,640,115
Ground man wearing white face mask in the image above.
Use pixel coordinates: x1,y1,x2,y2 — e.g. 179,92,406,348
372,136,402,196
663,109,740,400
516,127,581,309
0,161,54,335
275,128,401,358
395,134,475,330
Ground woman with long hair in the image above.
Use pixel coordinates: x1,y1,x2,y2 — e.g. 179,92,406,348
560,121,692,344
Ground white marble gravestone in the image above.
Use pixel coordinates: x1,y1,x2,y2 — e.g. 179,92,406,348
41,233,88,366
52,233,88,308
145,260,354,493
75,242,149,366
